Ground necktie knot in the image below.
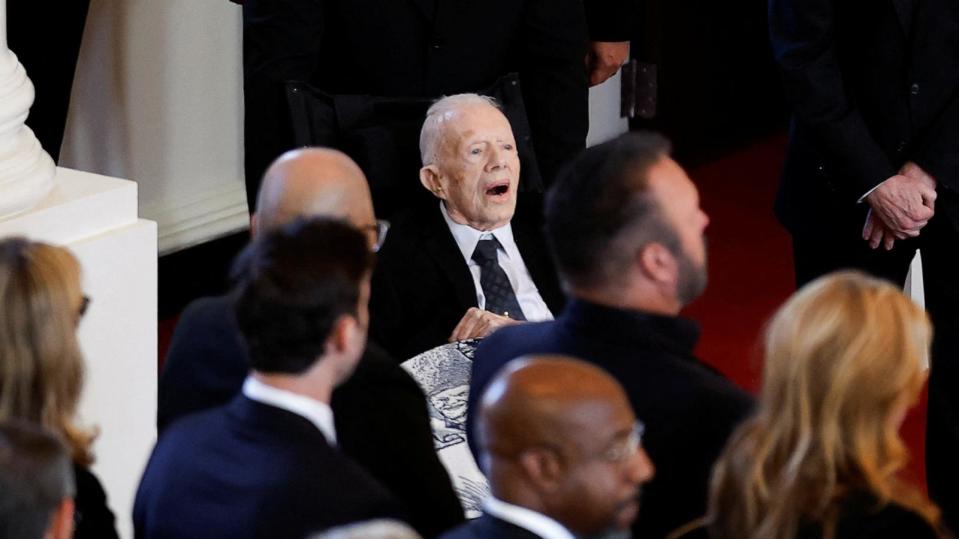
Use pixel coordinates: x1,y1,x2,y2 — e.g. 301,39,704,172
472,237,500,265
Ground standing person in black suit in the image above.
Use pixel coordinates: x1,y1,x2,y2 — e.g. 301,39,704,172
241,0,597,211
768,0,959,526
135,219,403,539
157,148,464,538
369,94,564,361
442,355,655,539
469,133,755,539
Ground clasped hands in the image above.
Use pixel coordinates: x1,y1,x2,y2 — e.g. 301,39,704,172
448,307,521,343
862,161,937,250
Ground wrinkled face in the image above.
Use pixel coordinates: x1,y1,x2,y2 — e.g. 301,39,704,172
553,401,655,535
423,104,520,231
430,385,470,423
650,158,710,304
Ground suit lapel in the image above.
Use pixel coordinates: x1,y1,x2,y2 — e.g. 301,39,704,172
422,209,479,311
889,0,915,38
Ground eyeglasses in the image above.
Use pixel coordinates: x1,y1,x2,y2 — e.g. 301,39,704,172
365,220,390,252
602,420,645,463
79,295,91,317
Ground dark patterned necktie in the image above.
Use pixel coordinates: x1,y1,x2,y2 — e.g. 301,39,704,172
471,237,526,321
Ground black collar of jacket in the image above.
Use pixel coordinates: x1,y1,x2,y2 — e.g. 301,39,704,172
559,298,701,358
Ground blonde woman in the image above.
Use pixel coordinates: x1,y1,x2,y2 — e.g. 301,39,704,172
0,238,118,539
703,271,942,539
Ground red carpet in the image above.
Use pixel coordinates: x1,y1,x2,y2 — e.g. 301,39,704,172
684,133,927,490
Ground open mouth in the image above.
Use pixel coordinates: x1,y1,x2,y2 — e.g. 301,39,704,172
485,181,510,197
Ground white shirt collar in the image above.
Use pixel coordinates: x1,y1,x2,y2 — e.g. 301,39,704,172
439,201,516,264
242,376,337,445
483,497,576,539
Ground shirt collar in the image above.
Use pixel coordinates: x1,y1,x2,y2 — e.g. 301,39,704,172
242,376,337,445
439,201,516,263
483,497,576,539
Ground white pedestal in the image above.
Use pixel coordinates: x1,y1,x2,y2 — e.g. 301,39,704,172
0,167,157,539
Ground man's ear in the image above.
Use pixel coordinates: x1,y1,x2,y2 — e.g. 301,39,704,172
326,314,359,356
420,165,447,200
47,498,75,539
518,448,564,494
637,243,677,285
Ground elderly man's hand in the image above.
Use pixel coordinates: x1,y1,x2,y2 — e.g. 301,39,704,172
586,41,630,87
865,171,936,239
862,208,897,250
448,307,521,342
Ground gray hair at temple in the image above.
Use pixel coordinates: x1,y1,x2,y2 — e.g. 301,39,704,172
419,93,501,165
0,420,76,539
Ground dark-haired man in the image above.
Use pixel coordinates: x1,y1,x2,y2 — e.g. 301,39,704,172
158,148,463,537
443,355,654,539
135,220,403,539
0,421,76,539
468,132,754,538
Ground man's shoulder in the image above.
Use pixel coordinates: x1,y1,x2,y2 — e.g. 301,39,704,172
440,514,542,539
476,319,563,362
177,293,234,325
380,208,447,251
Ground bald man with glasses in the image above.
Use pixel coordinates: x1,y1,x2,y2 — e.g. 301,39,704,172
441,355,654,539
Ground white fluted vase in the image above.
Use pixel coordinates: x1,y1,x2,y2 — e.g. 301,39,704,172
0,0,55,220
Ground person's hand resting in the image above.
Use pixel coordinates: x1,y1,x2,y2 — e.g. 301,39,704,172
862,161,937,249
585,41,630,87
448,307,520,342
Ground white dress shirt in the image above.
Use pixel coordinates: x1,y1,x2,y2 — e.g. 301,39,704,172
242,376,337,445
440,202,553,321
483,497,576,539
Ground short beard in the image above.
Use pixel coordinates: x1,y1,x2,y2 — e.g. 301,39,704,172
676,245,708,307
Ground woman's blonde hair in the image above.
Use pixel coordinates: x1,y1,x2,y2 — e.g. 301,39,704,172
706,270,938,539
0,238,96,466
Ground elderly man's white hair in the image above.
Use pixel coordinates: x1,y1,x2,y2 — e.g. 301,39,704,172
418,93,502,165
309,519,422,539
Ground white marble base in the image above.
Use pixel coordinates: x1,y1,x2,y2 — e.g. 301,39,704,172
0,167,157,539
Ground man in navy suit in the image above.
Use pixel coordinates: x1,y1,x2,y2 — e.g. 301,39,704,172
468,133,755,539
134,219,403,539
156,148,463,538
443,355,654,539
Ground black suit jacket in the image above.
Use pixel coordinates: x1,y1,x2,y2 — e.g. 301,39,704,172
440,514,543,539
242,0,589,208
157,294,464,538
469,299,755,539
134,396,403,539
74,465,119,539
369,207,565,361
770,0,959,235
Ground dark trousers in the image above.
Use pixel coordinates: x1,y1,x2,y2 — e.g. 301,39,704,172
791,189,959,530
